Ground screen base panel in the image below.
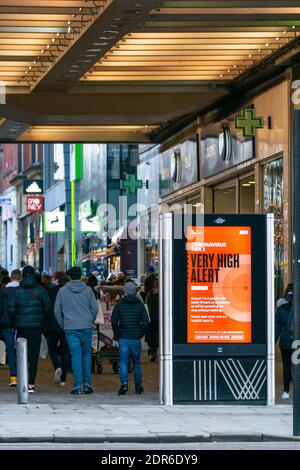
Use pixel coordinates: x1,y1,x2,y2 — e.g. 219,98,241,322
173,357,267,403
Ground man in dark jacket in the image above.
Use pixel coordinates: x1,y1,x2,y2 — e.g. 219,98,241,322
275,291,294,399
112,281,149,395
54,266,98,395
144,265,156,296
10,265,51,393
44,271,70,387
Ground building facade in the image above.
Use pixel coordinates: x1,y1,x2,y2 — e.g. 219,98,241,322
138,79,291,299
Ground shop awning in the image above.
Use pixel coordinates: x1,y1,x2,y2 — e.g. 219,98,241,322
81,246,119,262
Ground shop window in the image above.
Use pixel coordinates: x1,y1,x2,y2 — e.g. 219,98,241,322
263,158,284,300
239,176,255,213
214,182,236,213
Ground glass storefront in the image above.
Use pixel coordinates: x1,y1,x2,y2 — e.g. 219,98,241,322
214,181,236,213
263,158,284,300
213,174,255,214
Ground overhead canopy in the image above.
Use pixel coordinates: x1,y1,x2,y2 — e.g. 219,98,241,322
0,0,300,142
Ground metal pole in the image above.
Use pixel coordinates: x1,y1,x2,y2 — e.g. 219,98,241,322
293,109,300,435
159,213,164,405
266,213,275,406
17,337,28,405
159,212,173,406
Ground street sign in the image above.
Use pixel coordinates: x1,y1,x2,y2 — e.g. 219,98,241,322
26,196,43,213
0,196,13,206
23,179,43,195
44,211,65,233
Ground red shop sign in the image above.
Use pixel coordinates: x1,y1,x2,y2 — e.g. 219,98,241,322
26,195,44,213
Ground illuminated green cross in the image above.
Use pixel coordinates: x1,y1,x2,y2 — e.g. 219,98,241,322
235,108,264,136
120,173,143,195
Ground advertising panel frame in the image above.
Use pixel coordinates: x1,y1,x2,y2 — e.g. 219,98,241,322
159,212,274,406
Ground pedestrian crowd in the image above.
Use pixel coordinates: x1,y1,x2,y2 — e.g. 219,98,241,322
0,264,159,396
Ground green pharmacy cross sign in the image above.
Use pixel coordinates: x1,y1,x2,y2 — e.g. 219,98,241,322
235,108,264,137
120,173,143,195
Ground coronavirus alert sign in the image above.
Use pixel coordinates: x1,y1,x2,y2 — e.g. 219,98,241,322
186,226,252,343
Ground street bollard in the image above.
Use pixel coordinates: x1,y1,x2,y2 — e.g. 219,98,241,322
16,337,28,405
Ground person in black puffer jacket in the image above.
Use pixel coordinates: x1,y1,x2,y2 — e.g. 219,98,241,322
10,265,51,393
112,281,149,396
275,290,294,399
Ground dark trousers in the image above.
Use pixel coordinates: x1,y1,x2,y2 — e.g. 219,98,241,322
2,328,17,376
46,332,70,382
17,329,42,385
280,347,292,393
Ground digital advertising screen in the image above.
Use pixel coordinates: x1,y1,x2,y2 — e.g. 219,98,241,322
187,225,252,344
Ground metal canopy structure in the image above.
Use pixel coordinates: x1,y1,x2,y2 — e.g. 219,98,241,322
0,0,300,142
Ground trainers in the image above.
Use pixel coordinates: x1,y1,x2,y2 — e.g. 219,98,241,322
28,384,36,393
59,381,66,387
118,385,128,395
135,385,144,395
9,376,17,387
281,391,290,399
70,388,82,395
83,385,93,394
54,367,62,385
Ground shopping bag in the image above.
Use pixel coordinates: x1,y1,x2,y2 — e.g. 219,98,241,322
0,340,6,364
39,334,48,359
94,299,105,325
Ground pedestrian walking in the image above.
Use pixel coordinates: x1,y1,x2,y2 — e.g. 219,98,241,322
111,282,149,396
144,265,156,296
146,279,159,362
0,269,22,386
275,289,294,399
9,265,52,393
44,271,71,387
54,266,98,395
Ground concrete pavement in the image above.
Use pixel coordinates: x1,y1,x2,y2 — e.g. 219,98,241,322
0,402,297,443
0,351,297,444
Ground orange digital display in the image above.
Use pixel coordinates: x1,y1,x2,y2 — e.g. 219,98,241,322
187,226,252,343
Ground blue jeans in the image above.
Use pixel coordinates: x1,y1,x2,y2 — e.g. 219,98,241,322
2,328,16,376
119,339,142,388
65,328,93,390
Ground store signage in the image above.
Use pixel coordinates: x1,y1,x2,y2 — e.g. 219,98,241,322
44,211,65,233
235,108,263,137
120,173,143,195
186,225,252,343
0,196,13,206
26,195,43,213
79,199,94,221
171,149,182,183
23,179,43,195
80,217,100,233
218,123,232,161
70,143,84,181
202,113,254,178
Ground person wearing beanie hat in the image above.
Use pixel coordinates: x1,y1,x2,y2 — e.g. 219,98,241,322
22,265,36,278
9,265,52,393
144,265,157,296
111,280,149,396
123,282,136,296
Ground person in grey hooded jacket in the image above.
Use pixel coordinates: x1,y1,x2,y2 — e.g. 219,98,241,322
54,266,98,395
